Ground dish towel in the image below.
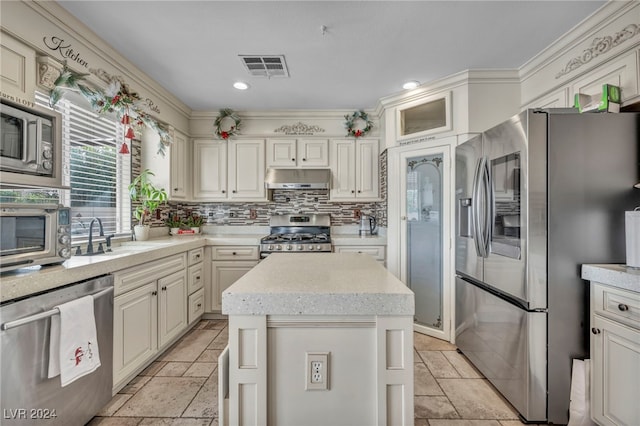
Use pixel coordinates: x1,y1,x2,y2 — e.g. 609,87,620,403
48,295,101,387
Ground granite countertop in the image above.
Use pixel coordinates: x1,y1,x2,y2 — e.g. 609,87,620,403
0,233,265,303
582,264,640,293
222,253,413,316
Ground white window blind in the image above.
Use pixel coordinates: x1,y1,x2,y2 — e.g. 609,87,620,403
35,92,131,240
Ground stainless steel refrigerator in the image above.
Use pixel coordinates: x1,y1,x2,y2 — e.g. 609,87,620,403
454,109,639,423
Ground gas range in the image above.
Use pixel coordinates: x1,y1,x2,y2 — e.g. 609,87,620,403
260,214,332,257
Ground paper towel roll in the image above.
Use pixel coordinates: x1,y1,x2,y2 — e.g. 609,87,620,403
626,211,640,268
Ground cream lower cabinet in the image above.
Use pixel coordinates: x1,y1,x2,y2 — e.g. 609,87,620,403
187,247,205,324
113,253,188,391
590,282,640,426
208,246,259,312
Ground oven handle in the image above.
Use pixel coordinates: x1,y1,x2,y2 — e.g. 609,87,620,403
1,287,113,331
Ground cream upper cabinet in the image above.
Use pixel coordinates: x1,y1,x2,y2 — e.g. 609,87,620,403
330,138,379,201
1,34,36,103
169,130,190,200
266,139,329,168
194,139,265,201
228,139,266,200
193,139,228,200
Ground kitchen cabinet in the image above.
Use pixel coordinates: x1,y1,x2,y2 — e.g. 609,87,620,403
333,245,386,266
266,139,329,168
590,282,640,426
169,130,190,200
193,139,265,201
187,247,205,324
0,34,36,103
112,253,188,391
208,246,259,312
330,138,379,201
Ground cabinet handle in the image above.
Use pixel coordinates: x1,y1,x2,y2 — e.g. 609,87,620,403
152,291,157,296
162,286,167,291
196,276,201,280
401,216,407,220
351,190,355,194
232,252,237,255
196,254,201,260
197,303,202,308
174,188,179,191
618,303,629,311
291,158,295,162
232,190,236,194
591,327,601,335
357,190,361,193
302,158,306,161
222,190,226,194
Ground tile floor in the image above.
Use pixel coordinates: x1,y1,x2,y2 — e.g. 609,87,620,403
89,319,526,426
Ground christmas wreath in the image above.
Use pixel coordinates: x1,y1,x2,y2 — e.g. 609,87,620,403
214,109,241,140
344,110,373,138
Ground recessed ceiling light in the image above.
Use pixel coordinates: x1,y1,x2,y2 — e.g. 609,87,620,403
233,81,249,90
402,80,420,90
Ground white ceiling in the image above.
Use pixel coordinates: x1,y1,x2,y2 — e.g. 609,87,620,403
58,1,605,111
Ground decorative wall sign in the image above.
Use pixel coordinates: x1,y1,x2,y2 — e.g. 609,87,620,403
42,36,90,69
556,23,640,79
274,122,325,136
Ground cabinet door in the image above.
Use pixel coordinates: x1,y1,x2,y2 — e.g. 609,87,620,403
266,139,297,167
330,139,357,200
193,139,227,200
113,282,158,386
169,130,190,200
158,270,188,348
591,315,640,426
210,260,258,311
229,139,265,200
356,139,379,199
299,139,329,167
1,35,36,102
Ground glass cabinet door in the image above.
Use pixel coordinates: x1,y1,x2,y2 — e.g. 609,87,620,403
403,151,446,332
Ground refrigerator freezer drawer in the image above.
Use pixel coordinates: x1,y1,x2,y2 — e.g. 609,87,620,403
455,276,547,422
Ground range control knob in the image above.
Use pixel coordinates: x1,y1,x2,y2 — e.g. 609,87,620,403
308,245,314,251
267,245,274,250
59,248,71,258
285,244,292,251
42,149,53,160
42,161,53,170
316,245,322,250
276,244,282,251
59,235,70,245
297,245,304,251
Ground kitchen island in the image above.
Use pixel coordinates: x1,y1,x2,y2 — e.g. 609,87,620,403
221,253,415,426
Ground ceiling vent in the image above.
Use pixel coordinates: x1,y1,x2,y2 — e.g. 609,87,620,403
239,55,289,78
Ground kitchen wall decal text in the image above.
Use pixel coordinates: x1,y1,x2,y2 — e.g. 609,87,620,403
43,36,89,69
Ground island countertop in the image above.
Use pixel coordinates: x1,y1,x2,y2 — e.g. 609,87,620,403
221,252,414,316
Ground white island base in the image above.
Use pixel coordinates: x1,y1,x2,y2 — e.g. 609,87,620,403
220,253,415,426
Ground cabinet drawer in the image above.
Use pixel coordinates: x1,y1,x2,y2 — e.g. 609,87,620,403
592,283,640,330
188,247,204,265
211,246,258,260
188,288,205,325
334,245,385,261
188,263,204,294
114,253,186,296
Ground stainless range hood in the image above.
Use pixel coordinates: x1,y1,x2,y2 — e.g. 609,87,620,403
265,168,331,190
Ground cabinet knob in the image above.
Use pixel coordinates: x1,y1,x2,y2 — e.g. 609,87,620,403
222,190,226,194
196,276,201,280
351,190,355,194
232,252,237,255
162,286,167,291
401,216,407,220
152,291,157,296
174,188,179,191
357,190,361,193
302,158,306,161
618,303,629,311
591,327,601,335
197,303,202,308
232,190,236,193
291,158,295,162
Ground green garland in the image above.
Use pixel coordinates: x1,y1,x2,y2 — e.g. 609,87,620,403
49,67,172,156
214,109,241,140
344,110,373,138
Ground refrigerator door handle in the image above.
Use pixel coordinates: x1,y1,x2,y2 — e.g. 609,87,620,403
481,157,493,256
472,157,486,257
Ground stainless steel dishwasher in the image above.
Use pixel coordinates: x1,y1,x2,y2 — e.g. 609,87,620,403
0,275,114,425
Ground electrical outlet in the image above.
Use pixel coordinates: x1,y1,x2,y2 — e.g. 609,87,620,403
249,209,257,219
306,352,330,390
354,209,361,219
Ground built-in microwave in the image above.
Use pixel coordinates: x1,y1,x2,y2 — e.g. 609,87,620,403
0,100,63,187
0,204,72,273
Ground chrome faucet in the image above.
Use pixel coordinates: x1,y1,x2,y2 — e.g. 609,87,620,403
86,217,104,255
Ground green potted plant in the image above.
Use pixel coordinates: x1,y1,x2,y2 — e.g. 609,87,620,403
186,214,204,234
165,214,183,235
128,169,167,241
